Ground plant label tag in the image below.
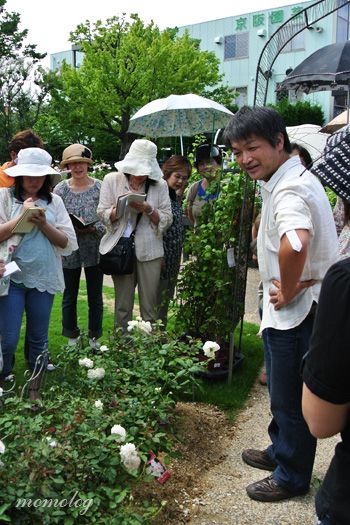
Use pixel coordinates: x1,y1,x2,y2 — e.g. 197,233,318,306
227,247,235,268
146,450,171,484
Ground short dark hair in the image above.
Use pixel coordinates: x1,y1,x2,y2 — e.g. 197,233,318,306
14,175,53,204
162,155,192,180
9,129,44,155
223,106,291,154
194,144,222,170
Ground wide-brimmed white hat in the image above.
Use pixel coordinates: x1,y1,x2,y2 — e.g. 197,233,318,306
4,148,60,178
114,139,162,181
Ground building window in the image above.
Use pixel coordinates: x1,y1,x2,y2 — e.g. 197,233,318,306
333,90,347,117
234,87,248,107
224,33,249,60
280,23,305,52
336,1,349,42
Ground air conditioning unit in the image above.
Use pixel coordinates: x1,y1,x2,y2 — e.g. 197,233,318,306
257,28,266,37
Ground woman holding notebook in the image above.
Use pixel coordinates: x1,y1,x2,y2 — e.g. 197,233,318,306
0,148,77,404
98,139,172,331
54,144,105,348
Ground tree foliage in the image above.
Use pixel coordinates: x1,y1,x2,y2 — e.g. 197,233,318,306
39,14,234,161
0,0,47,160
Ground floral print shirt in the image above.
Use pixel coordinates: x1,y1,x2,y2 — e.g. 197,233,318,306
54,179,105,269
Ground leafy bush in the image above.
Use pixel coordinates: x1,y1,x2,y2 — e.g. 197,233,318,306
324,187,337,208
0,325,204,524
175,169,250,345
269,98,325,126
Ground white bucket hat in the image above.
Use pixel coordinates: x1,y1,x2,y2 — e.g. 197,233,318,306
4,148,60,179
114,139,162,181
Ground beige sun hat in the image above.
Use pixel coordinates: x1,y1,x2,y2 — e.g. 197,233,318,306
4,148,59,178
114,139,162,181
60,144,93,169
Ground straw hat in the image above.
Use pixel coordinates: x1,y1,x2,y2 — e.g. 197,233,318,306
114,139,162,181
4,148,59,178
60,144,93,169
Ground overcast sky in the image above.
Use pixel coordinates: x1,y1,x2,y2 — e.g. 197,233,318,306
6,0,298,64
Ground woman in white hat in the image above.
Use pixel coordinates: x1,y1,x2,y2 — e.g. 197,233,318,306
0,148,77,405
97,139,172,331
54,144,105,348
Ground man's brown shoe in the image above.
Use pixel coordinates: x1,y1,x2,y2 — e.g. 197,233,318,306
242,449,277,471
246,475,308,502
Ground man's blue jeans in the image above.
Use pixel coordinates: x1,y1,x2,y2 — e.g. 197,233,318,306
263,312,316,493
0,284,54,378
62,265,103,339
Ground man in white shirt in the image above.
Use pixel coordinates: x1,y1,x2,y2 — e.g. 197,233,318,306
224,106,338,502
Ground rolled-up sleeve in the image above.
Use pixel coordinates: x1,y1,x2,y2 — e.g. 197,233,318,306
52,195,78,256
274,189,313,239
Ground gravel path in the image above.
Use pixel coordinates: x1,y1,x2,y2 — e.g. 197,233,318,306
187,381,338,525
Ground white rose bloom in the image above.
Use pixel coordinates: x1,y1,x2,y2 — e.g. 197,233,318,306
202,341,220,359
0,387,3,397
154,387,161,393
120,443,141,471
127,318,152,334
111,424,126,442
123,454,141,471
140,320,152,334
46,437,57,448
0,440,5,454
79,358,94,368
94,400,103,409
87,367,105,380
127,320,138,332
100,345,109,352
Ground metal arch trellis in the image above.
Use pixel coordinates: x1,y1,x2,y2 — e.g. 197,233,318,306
228,0,350,383
254,0,350,106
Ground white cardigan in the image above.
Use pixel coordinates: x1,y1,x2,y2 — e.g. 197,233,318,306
97,172,172,261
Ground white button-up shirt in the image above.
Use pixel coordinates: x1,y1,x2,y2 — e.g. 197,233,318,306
257,156,338,331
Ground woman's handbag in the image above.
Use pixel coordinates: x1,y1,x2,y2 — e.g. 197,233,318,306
99,207,145,276
99,234,135,276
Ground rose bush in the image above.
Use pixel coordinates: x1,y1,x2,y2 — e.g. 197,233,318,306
176,169,250,345
0,324,204,524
